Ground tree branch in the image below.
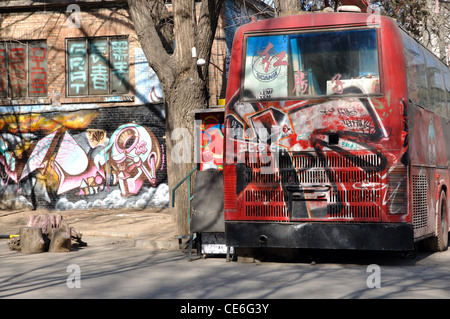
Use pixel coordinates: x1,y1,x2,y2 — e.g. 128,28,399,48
173,0,195,75
196,0,222,67
127,0,175,87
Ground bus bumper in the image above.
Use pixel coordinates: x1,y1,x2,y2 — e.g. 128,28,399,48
225,221,415,251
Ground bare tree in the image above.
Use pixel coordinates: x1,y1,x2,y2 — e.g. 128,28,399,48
127,0,223,234
274,0,339,16
422,0,449,63
369,0,448,63
274,0,301,16
272,0,447,63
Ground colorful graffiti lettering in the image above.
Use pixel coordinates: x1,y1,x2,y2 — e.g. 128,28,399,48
29,47,47,95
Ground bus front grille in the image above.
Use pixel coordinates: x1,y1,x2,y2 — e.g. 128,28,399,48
241,151,385,221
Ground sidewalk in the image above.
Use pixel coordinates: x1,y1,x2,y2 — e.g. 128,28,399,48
0,207,180,250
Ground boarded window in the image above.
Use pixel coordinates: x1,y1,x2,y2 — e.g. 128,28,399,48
0,43,7,98
28,42,48,97
0,41,47,99
67,37,129,96
68,40,88,96
110,39,129,94
89,39,109,95
9,43,28,98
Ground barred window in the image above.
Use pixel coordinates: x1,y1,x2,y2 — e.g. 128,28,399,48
0,40,48,98
66,37,129,96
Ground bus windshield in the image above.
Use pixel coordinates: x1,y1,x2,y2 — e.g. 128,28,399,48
243,28,381,100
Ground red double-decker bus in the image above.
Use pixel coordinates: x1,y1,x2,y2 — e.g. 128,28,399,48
223,8,450,254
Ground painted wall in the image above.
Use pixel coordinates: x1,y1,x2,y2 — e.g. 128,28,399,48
0,105,167,210
0,0,250,210
197,111,224,171
0,4,168,210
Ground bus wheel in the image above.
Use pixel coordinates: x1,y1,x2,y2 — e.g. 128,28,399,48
425,191,449,252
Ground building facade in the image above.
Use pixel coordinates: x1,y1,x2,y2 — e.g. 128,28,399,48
0,0,271,211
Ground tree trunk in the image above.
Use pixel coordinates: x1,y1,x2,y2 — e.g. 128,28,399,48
19,227,45,254
435,3,447,62
48,228,72,253
27,214,69,234
7,236,20,251
165,77,206,234
127,0,223,235
275,0,301,16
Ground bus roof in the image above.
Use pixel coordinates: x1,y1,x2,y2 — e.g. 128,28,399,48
236,12,392,35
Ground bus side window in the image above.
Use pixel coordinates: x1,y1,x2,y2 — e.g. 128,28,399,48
424,52,447,118
445,67,450,118
401,31,429,108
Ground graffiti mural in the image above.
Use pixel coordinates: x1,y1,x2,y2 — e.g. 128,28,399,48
198,112,224,171
222,24,416,225
95,124,162,196
225,87,407,222
0,108,166,210
52,130,106,195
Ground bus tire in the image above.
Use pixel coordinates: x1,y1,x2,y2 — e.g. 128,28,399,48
425,190,448,252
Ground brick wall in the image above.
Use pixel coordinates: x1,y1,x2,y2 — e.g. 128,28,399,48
209,4,227,105
0,0,262,210
0,3,142,108
0,2,170,210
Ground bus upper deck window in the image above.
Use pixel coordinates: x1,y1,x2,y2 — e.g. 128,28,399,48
243,28,380,100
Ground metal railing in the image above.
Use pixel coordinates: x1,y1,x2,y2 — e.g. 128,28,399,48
171,166,197,235
171,166,198,261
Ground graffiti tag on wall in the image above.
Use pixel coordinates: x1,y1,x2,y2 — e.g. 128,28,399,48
198,113,224,171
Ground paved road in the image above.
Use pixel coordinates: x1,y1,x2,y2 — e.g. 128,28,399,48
1,236,450,302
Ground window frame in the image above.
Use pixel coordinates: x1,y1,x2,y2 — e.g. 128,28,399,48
240,26,384,102
0,40,48,99
65,36,130,98
401,27,450,119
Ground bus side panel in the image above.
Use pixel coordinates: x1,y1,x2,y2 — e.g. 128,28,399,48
408,105,442,240
377,19,411,223
401,27,450,241
223,14,437,251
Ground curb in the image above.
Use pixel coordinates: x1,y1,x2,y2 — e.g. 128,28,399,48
133,237,179,250
80,232,180,250
81,231,134,238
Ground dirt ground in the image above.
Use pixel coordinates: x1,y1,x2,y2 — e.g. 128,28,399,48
0,206,178,243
